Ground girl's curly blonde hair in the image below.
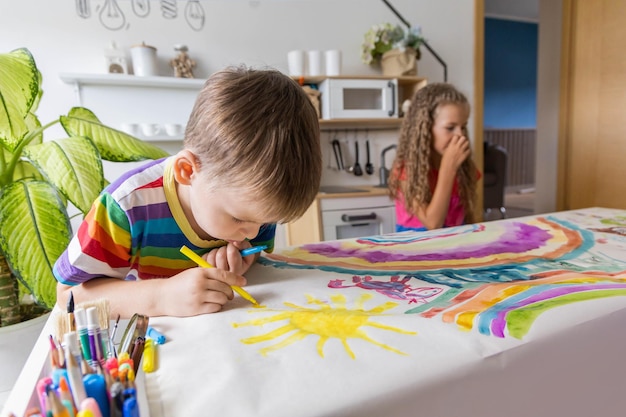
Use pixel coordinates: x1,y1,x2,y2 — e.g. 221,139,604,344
388,83,478,224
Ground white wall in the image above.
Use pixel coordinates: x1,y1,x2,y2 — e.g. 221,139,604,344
0,0,475,187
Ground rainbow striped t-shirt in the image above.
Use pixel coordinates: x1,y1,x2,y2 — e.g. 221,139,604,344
53,157,275,285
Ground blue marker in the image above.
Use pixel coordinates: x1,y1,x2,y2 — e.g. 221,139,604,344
146,326,166,345
240,245,268,257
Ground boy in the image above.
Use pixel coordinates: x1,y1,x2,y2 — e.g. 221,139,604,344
54,66,322,318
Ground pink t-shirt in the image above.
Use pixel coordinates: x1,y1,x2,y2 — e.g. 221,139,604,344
394,168,465,230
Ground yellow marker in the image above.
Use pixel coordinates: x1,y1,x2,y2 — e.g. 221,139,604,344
180,245,261,307
142,337,156,373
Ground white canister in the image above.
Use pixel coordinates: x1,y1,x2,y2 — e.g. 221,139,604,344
325,50,342,76
131,42,158,76
307,50,323,76
287,50,306,77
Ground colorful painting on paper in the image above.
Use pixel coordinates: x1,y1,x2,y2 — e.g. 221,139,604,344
259,210,626,339
233,293,416,358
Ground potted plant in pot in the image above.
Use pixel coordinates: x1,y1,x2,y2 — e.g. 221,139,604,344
0,47,169,329
361,23,424,76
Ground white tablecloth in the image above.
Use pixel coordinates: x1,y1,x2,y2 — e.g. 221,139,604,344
144,208,626,417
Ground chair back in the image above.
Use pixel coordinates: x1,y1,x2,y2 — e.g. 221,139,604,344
483,141,508,209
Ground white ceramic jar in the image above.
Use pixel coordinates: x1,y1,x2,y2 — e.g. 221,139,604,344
131,42,158,76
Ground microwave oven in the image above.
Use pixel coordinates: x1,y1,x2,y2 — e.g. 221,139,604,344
319,78,399,119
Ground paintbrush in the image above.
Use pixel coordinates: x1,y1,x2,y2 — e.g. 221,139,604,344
67,291,75,333
109,314,121,358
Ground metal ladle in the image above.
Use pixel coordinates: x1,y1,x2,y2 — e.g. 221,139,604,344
353,140,363,176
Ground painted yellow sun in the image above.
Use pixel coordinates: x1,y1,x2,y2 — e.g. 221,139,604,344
232,293,417,358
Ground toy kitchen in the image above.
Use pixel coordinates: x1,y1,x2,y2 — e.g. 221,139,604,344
59,72,426,247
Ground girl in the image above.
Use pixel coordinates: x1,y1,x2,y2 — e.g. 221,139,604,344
388,83,479,231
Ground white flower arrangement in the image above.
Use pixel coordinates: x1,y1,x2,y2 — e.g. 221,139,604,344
361,23,424,65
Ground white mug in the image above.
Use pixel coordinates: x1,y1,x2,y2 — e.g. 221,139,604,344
325,50,342,76
164,123,184,137
287,50,306,77
140,123,162,137
307,50,323,76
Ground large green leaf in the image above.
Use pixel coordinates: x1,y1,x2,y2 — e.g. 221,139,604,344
0,48,40,151
24,136,104,214
0,180,72,308
24,111,42,145
12,160,44,182
60,107,169,162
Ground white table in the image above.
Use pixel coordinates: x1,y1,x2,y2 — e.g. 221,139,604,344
144,208,626,417
5,208,626,417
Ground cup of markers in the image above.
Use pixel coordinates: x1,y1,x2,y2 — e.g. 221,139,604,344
30,315,167,416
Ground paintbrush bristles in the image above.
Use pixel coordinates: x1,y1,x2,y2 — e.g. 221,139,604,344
76,298,111,330
52,310,68,343
52,298,111,344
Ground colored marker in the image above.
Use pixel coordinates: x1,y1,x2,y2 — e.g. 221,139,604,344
180,245,261,306
79,397,103,417
86,307,103,366
122,388,139,417
146,326,166,345
83,374,109,417
142,338,156,373
74,308,92,363
240,245,267,257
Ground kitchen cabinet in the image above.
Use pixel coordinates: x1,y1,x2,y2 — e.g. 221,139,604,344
285,186,395,246
294,75,427,131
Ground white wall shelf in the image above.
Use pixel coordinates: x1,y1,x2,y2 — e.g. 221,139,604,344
59,73,205,89
58,72,201,150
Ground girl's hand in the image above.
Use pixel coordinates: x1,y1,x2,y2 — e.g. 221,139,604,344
204,241,255,275
160,267,247,316
441,135,471,172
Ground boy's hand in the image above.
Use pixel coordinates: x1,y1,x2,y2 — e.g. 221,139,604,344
160,267,247,316
442,135,471,172
204,242,256,275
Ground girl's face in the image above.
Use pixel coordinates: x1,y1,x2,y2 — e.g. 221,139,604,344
431,103,470,156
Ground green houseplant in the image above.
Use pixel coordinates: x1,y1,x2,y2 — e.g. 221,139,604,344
361,23,424,76
0,48,169,326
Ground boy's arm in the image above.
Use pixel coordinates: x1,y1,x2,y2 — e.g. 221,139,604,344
57,265,248,318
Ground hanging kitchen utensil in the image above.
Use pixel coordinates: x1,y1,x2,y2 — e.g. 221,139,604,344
344,131,354,174
353,139,363,176
326,132,334,170
331,138,344,171
365,137,374,175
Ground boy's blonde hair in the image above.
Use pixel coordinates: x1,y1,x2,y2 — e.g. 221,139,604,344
388,83,478,223
184,66,322,223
